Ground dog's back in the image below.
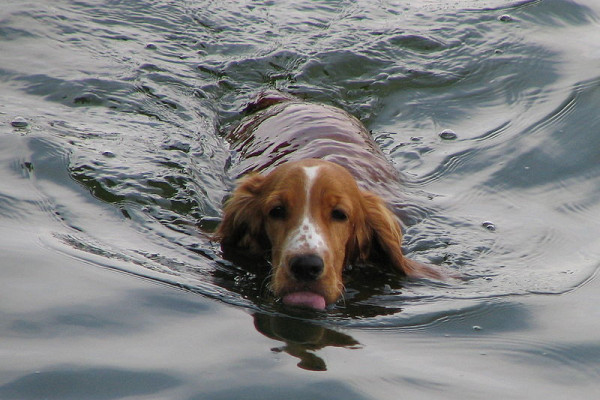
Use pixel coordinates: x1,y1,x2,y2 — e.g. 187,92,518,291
226,91,402,200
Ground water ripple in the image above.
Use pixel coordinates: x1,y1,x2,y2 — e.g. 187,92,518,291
3,0,600,326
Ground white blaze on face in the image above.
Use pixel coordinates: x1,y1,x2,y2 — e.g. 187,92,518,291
283,166,327,256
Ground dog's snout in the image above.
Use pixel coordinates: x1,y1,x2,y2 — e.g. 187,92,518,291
289,254,324,281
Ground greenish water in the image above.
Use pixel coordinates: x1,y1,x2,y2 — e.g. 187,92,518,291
1,0,599,398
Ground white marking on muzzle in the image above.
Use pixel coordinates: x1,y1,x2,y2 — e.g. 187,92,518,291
284,166,327,255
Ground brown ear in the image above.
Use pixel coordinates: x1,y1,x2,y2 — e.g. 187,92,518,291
213,173,269,256
356,190,443,280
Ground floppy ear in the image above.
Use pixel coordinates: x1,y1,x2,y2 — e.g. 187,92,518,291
213,173,269,256
356,190,443,280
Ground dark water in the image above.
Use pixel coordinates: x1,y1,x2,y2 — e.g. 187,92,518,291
1,0,600,398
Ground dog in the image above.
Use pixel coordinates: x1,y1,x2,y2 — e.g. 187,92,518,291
214,91,444,310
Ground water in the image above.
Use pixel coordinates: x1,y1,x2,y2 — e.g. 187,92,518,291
1,0,600,398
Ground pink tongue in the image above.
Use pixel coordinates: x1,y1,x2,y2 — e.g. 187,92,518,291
282,292,326,310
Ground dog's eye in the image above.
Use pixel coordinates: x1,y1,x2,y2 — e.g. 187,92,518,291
268,205,287,220
331,209,348,221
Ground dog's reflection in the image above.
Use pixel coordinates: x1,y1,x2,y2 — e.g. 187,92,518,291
253,313,360,371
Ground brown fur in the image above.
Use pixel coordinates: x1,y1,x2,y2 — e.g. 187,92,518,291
214,158,443,305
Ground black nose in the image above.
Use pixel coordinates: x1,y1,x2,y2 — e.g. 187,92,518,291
289,254,324,281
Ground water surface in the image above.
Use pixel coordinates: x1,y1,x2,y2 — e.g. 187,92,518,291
1,0,600,398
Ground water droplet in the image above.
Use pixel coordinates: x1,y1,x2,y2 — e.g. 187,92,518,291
439,129,457,140
482,221,496,231
11,116,28,128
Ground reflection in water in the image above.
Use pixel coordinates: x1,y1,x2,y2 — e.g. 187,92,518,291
253,313,360,371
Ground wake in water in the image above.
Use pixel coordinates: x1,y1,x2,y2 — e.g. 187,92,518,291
6,0,596,327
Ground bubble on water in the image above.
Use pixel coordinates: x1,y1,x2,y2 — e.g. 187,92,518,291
472,325,483,331
439,129,457,140
482,221,496,231
102,150,116,158
11,116,28,128
498,14,514,22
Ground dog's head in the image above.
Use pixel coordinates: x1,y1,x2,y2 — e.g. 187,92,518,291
214,159,441,309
